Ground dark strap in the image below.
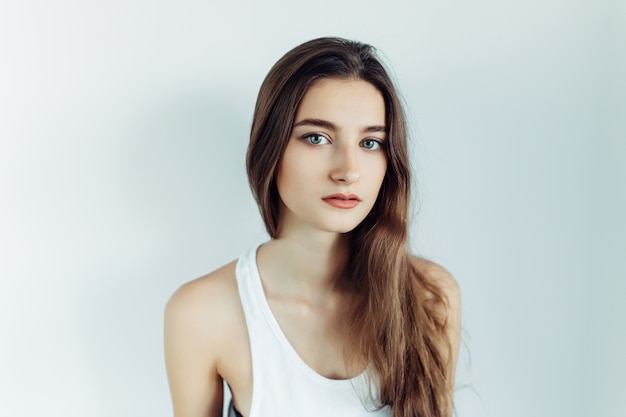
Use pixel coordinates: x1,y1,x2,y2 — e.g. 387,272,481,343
232,404,244,417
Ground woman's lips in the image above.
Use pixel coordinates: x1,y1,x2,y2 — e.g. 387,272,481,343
322,194,361,209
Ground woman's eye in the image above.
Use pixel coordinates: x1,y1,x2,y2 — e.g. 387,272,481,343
305,134,329,145
361,139,382,150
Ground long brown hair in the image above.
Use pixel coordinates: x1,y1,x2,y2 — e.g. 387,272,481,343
246,37,452,417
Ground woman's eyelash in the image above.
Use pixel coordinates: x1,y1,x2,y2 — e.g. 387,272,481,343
361,138,385,150
302,133,330,145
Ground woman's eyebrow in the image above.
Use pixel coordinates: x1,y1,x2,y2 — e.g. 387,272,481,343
363,125,387,134
293,118,337,130
293,118,387,134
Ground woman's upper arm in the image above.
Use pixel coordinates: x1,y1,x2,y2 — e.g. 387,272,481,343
164,278,226,417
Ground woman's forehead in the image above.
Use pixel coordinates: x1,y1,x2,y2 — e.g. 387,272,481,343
294,78,386,130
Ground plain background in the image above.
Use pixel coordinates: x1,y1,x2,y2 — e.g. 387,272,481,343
1,1,624,416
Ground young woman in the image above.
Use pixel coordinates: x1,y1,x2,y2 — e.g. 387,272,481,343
164,37,461,417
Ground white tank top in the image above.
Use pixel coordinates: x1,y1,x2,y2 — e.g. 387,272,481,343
228,246,391,417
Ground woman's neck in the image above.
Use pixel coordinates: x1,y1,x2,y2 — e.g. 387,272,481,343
257,232,349,303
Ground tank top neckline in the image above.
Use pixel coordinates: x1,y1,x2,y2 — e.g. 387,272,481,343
246,244,367,389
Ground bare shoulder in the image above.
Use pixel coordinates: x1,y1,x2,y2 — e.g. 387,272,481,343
165,261,239,323
165,260,243,359
164,260,246,356
410,256,460,308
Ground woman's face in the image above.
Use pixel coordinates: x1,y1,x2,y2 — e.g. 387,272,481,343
276,77,388,236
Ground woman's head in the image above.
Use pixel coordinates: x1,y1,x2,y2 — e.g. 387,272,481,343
247,37,411,239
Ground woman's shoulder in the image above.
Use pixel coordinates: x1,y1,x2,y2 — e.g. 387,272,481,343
164,260,244,349
410,256,459,302
410,255,461,331
166,260,239,320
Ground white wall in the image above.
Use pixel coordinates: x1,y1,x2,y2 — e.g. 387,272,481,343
1,1,623,416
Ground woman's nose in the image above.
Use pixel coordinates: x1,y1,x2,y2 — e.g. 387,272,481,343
329,145,360,184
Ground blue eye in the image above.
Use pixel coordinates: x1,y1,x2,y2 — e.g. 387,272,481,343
305,134,329,145
361,139,382,150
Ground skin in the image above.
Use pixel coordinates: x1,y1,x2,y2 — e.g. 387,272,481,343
164,78,461,417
